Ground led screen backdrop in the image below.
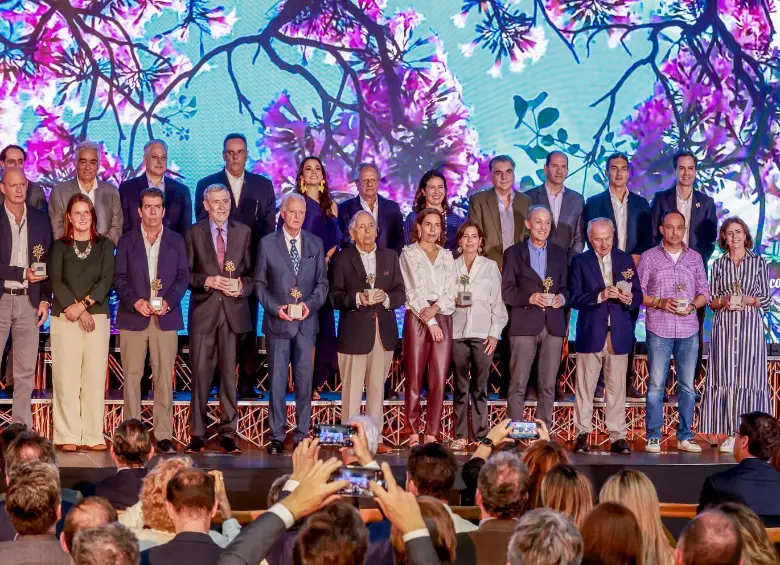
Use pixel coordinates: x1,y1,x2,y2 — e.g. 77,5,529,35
1,0,779,341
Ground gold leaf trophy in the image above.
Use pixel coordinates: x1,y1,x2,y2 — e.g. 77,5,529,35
224,260,239,293
365,273,377,302
616,268,634,295
458,274,472,306
32,244,46,276
150,279,163,311
674,281,690,313
729,280,743,308
542,276,555,307
288,287,304,320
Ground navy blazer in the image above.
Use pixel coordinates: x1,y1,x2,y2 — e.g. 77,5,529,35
568,249,642,355
650,187,718,268
525,185,585,263
254,229,328,340
583,190,652,256
0,204,53,308
119,175,193,235
83,467,148,510
114,228,189,332
502,241,569,337
141,532,222,565
698,458,780,527
337,195,404,255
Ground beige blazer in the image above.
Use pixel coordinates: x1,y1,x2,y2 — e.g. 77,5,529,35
468,187,530,268
49,178,123,245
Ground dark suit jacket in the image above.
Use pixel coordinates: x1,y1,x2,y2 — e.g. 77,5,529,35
195,170,276,260
142,531,222,565
568,249,642,355
0,203,53,308
0,534,70,564
650,187,717,268
502,240,569,337
0,181,47,213
328,245,405,354
583,190,652,256
119,175,193,235
337,195,404,255
468,187,531,268
185,219,253,335
698,458,780,527
83,467,148,510
114,228,189,332
254,229,328,340
525,185,585,263
469,519,518,565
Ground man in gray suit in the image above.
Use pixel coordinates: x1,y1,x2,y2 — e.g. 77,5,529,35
0,145,48,212
255,193,328,455
49,140,123,245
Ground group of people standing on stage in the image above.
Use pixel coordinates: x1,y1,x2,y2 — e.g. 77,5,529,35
0,135,772,455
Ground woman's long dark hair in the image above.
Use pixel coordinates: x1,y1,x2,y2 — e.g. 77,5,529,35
296,156,336,219
413,170,450,214
61,193,100,244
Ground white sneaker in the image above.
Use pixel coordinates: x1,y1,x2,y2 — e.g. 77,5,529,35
678,439,702,453
645,438,661,453
719,436,736,453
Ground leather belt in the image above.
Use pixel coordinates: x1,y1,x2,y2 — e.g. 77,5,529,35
4,288,29,296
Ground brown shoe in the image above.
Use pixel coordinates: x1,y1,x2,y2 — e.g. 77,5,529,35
84,444,108,451
60,444,78,453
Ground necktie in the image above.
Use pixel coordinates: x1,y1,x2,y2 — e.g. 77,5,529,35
290,238,299,275
216,227,226,270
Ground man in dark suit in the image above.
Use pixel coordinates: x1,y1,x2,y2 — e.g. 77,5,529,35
329,210,405,427
502,206,568,429
255,193,328,454
184,183,253,455
0,167,52,428
698,411,780,526
114,188,189,452
570,218,642,455
119,140,192,235
0,145,47,212
337,163,405,255
196,133,276,399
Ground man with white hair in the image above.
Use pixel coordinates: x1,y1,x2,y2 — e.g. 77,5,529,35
49,140,123,244
255,193,328,455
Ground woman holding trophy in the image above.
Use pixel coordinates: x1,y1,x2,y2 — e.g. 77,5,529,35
450,221,507,451
700,217,771,452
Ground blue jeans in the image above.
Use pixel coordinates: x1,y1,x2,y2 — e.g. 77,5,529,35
646,331,699,441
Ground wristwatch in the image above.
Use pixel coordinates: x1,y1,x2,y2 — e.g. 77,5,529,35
478,437,494,448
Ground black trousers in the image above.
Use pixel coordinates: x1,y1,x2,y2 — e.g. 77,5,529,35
452,338,492,440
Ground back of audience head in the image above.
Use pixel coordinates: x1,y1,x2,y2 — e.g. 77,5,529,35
72,522,140,565
5,431,56,480
347,415,379,455
716,503,778,565
293,501,369,565
541,463,593,527
477,451,529,519
268,473,291,507
140,455,193,532
407,442,457,500
581,502,644,565
61,496,118,553
391,496,456,565
676,511,743,565
0,422,28,474
507,508,583,565
166,468,217,531
6,460,61,535
111,418,154,468
521,439,569,509
735,412,780,461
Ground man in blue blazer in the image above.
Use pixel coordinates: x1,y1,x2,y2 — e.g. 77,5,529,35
569,217,642,455
114,188,190,453
255,193,328,454
119,140,192,235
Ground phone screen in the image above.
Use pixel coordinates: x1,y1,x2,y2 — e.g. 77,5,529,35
314,425,356,447
508,420,539,440
329,467,386,497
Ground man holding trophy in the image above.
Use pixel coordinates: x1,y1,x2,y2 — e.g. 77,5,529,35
114,187,190,454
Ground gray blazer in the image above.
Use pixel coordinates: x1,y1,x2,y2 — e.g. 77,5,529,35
0,180,48,213
0,535,71,564
49,179,123,245
525,185,584,264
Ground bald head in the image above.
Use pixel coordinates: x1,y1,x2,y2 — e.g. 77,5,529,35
0,167,28,206
676,511,742,565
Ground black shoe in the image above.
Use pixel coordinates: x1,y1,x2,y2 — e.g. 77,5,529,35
626,383,644,399
219,436,242,454
266,439,285,455
573,433,589,453
594,384,605,402
157,439,176,454
184,436,205,454
610,439,631,454
385,389,399,400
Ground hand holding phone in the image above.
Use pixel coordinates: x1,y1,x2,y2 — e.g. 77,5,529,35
507,420,540,440
329,466,386,497
314,424,358,447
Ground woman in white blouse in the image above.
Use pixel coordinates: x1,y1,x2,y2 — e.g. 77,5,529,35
450,221,508,451
400,208,457,446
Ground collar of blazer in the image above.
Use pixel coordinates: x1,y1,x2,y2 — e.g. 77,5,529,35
483,187,527,244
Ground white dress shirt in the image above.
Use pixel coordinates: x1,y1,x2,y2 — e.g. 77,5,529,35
545,184,564,226
355,245,390,309
141,226,163,290
676,188,693,245
360,196,379,220
4,204,28,290
225,168,244,205
78,178,97,204
400,243,456,327
610,189,628,251
282,226,302,258
595,252,613,316
452,255,507,340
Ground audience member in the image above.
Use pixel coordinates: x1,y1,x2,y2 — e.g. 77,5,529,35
581,502,644,565
675,511,743,565
600,469,675,565
141,468,224,565
541,464,594,527
390,496,456,565
522,438,570,509
507,508,583,565
84,419,154,510
267,474,292,507
340,416,380,469
699,411,780,526
72,522,139,565
60,496,118,554
0,422,27,469
293,501,369,565
0,461,69,564
717,502,780,565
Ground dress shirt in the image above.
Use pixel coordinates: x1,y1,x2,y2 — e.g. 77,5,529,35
545,184,564,225
452,256,507,340
208,219,228,254
141,226,162,287
282,226,302,258
595,252,613,304
225,168,244,205
147,175,165,190
676,188,693,245
496,190,516,252
78,178,97,204
3,204,28,290
355,245,390,309
400,243,456,327
610,189,628,251
359,196,379,220
637,243,711,339
527,239,547,280
445,503,479,533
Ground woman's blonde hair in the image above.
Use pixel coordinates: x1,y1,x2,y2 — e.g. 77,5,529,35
140,456,194,532
600,470,674,565
541,464,594,528
717,503,780,565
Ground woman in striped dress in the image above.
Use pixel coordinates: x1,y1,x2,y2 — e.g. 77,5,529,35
700,217,771,453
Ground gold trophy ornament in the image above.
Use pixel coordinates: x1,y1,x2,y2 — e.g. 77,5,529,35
224,261,239,293
288,287,304,320
32,244,46,276
541,276,555,307
729,280,743,308
150,279,163,311
616,268,633,295
364,273,377,302
458,274,472,307
674,281,690,313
